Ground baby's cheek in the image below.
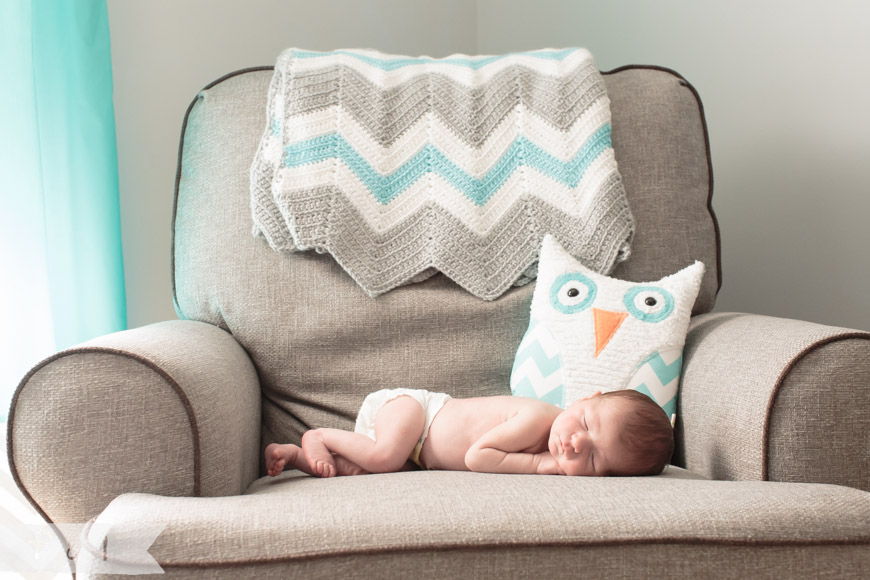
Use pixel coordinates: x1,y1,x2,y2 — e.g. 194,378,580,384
560,458,578,476
567,458,594,477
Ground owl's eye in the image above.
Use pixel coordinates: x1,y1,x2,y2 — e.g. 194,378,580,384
623,285,674,323
550,273,597,314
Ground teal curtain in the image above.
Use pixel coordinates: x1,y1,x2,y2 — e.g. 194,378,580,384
0,0,127,421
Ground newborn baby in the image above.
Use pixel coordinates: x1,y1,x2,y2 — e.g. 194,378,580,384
266,388,673,478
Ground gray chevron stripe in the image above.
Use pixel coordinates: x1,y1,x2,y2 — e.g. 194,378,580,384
250,144,291,251
271,173,631,300
251,69,290,249
280,62,605,147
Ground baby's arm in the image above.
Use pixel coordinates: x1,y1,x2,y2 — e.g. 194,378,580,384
464,411,565,475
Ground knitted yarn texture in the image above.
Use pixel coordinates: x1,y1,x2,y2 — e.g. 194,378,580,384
250,48,634,300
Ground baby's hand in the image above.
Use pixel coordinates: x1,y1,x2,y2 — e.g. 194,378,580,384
535,452,566,476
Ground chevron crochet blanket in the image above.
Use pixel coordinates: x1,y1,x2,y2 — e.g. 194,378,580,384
251,47,634,300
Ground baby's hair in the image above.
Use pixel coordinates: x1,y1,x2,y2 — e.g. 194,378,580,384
597,390,674,476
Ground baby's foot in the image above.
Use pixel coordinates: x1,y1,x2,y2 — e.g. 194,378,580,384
301,430,337,478
265,443,303,477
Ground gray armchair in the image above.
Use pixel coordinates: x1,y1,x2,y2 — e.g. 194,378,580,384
9,64,870,579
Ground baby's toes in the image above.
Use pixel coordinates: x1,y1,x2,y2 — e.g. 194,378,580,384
315,460,333,478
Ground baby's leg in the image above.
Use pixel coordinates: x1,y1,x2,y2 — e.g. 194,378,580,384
302,395,425,477
332,456,418,476
331,454,371,476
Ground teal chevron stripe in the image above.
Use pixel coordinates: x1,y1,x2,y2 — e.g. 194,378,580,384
512,377,564,407
282,124,612,206
512,340,563,378
292,48,581,71
634,383,659,405
638,351,683,386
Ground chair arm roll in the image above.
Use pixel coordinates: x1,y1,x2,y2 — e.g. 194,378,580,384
676,312,870,491
7,320,261,525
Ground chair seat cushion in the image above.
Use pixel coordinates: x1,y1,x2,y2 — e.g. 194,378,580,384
81,468,870,578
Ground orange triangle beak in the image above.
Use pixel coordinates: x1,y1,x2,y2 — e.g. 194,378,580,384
593,308,628,357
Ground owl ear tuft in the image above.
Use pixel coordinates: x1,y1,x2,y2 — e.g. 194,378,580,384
656,261,705,311
537,234,601,286
664,261,705,286
539,234,562,262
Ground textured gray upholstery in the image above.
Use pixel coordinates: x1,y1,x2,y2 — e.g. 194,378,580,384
678,312,870,490
9,321,261,523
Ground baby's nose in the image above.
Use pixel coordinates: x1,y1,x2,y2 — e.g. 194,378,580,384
570,432,587,453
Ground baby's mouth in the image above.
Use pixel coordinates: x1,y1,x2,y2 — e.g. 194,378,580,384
552,435,566,456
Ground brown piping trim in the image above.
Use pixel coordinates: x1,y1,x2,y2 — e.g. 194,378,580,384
762,332,870,481
152,536,870,569
171,64,722,312
6,347,203,527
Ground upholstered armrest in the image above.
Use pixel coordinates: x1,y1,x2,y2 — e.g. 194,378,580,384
7,320,261,526
674,312,870,492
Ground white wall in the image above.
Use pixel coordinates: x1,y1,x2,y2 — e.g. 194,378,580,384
109,0,870,331
477,0,870,330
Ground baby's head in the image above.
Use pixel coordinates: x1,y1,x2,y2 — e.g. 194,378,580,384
549,389,674,477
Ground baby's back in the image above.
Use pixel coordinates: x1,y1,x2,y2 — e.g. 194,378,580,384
420,395,560,470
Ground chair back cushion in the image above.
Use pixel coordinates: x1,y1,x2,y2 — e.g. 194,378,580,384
172,65,719,449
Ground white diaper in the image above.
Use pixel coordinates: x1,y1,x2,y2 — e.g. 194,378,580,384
354,388,452,468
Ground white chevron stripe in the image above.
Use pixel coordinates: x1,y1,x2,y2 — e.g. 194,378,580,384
656,348,683,366
274,150,620,236
280,48,595,87
511,324,565,397
627,361,680,404
281,98,612,171
513,356,565,398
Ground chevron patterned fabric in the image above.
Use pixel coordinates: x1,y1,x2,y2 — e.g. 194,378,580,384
251,48,634,300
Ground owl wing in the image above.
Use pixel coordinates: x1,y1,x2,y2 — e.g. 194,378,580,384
626,346,684,418
510,319,566,407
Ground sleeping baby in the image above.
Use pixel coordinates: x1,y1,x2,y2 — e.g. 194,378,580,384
265,387,674,478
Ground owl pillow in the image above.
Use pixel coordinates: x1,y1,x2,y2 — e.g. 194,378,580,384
510,235,704,420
